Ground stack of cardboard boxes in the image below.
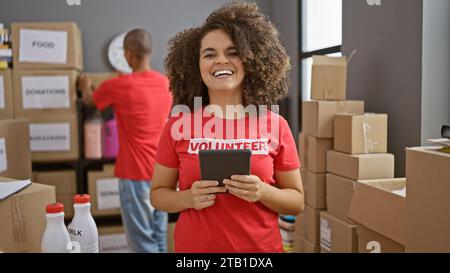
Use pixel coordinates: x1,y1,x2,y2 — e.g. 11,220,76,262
324,111,405,253
295,55,364,253
9,22,83,222
11,22,83,162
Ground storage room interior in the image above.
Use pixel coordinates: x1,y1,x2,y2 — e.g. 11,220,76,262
0,0,449,254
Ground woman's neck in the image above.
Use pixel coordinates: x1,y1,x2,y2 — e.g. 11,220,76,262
207,89,245,119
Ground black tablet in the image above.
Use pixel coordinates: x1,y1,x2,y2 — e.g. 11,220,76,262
199,149,251,187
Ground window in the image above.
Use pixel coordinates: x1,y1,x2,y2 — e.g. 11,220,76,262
300,0,342,112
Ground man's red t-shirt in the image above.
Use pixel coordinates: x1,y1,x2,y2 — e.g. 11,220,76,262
155,109,300,252
93,70,172,180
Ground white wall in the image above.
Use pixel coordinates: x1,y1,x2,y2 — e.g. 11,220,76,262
421,0,450,144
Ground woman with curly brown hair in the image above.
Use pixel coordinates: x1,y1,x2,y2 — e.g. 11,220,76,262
151,2,304,253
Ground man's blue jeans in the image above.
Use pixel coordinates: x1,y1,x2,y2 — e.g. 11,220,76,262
118,179,168,253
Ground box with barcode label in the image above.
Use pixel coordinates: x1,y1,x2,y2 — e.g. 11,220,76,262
11,22,83,70
12,69,78,117
28,113,79,162
0,70,14,120
320,211,357,253
88,164,121,217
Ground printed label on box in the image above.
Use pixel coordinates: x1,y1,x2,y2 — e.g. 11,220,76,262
22,76,70,109
0,76,5,109
96,178,120,210
99,233,129,253
0,138,7,172
29,123,70,151
320,217,332,251
19,29,68,64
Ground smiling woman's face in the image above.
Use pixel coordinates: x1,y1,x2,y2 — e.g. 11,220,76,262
199,29,245,95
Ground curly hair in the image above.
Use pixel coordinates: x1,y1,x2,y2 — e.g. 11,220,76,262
164,1,291,110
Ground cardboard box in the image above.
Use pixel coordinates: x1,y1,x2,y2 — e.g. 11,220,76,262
320,211,358,253
300,167,307,184
88,164,120,217
348,178,406,250
0,178,56,252
357,225,404,253
85,72,119,90
327,150,394,180
334,113,388,154
311,55,347,100
294,205,321,245
28,113,79,162
33,170,77,219
0,119,32,180
0,69,14,120
12,69,79,117
299,132,333,173
326,173,356,224
302,100,364,138
11,22,83,70
98,225,129,253
303,169,326,209
168,222,176,253
293,234,320,253
406,147,450,252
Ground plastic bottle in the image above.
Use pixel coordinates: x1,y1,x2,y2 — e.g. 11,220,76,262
68,194,99,253
41,203,72,253
102,110,119,158
84,111,103,159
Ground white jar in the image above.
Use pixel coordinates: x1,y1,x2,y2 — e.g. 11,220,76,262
41,203,72,253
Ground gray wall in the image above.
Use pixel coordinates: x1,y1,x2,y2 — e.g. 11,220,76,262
0,0,271,73
0,0,299,131
271,0,299,142
421,0,450,144
342,0,423,177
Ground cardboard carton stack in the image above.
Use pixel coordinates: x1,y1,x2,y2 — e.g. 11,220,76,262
11,22,83,162
325,111,407,253
87,164,121,217
295,55,364,253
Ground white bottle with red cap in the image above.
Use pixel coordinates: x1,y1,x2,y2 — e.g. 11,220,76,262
41,203,72,253
68,194,99,253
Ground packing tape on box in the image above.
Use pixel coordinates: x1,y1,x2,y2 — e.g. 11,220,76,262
362,115,378,154
336,101,350,113
11,195,27,243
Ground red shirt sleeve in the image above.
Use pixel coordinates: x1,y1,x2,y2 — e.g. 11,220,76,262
155,118,179,169
274,117,301,171
92,79,114,111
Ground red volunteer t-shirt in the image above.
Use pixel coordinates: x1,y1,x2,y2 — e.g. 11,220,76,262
156,109,300,252
93,70,172,180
